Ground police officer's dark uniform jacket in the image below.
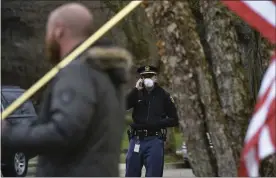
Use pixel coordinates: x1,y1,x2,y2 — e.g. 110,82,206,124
1,41,132,177
127,66,179,131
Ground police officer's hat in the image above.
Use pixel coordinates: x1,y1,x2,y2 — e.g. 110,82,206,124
137,65,158,75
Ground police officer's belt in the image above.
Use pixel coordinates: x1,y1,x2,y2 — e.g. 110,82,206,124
133,129,162,137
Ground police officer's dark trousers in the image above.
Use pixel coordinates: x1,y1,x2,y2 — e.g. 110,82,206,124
125,136,164,177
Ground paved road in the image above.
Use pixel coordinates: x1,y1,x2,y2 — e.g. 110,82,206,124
134,168,194,177
27,165,194,177
27,158,194,177
27,168,194,177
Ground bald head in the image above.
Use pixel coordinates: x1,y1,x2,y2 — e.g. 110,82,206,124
48,3,93,38
45,3,94,64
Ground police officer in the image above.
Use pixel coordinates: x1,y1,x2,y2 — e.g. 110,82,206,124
1,3,132,177
125,65,179,177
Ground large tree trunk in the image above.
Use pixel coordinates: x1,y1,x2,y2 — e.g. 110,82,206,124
145,1,237,176
199,1,253,166
200,2,276,176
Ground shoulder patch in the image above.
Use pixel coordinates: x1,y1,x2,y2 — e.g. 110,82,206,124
58,88,76,105
170,96,175,103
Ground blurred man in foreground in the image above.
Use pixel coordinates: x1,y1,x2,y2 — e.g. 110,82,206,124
1,3,132,177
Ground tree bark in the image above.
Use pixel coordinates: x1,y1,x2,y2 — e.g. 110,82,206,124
260,154,276,176
232,19,273,102
199,1,253,167
145,1,237,176
103,1,159,66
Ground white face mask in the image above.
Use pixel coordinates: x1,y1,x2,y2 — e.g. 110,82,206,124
144,78,154,88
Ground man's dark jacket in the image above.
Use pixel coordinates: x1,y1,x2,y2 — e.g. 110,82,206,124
1,42,133,177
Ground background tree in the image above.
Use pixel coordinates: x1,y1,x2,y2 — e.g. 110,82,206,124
144,1,235,176
144,0,275,176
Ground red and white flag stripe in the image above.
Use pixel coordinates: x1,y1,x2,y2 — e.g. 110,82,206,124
222,0,276,44
240,54,276,177
221,0,276,177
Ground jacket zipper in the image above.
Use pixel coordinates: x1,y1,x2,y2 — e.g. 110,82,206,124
146,101,151,122
146,96,154,122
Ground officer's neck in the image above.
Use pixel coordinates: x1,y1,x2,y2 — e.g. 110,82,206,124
145,86,155,93
146,88,152,93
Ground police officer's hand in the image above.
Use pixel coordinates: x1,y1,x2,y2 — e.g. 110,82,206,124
135,78,143,90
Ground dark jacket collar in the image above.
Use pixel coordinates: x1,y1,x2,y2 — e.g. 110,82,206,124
63,39,114,59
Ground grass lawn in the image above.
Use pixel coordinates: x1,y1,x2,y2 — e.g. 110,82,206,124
120,127,184,163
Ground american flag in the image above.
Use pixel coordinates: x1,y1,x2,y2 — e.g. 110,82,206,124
222,0,276,177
